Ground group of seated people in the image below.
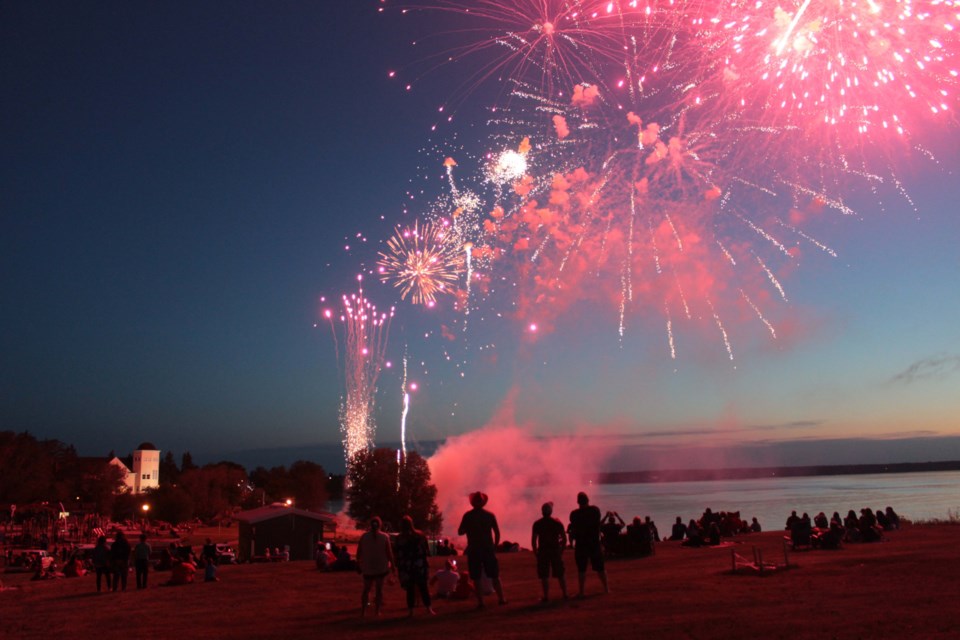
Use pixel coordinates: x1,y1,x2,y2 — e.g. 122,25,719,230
600,512,660,556
152,542,218,583
667,509,763,548
784,506,900,549
315,543,357,571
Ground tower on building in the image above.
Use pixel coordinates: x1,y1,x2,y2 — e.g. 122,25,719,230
132,442,161,493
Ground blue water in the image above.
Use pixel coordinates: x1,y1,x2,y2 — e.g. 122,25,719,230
588,471,960,532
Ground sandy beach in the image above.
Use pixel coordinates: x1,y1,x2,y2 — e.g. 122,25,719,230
3,523,958,639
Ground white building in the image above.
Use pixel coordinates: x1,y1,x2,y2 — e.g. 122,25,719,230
131,442,161,493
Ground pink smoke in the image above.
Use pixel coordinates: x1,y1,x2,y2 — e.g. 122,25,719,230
570,83,599,108
552,114,570,139
429,424,614,546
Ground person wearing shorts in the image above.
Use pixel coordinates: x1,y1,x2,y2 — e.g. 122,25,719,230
568,492,609,597
458,491,507,608
356,517,395,617
532,501,568,602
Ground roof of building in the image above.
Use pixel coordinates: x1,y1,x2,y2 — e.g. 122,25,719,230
135,442,158,451
235,504,337,525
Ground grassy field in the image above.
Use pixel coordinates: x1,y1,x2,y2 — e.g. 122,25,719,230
3,523,959,639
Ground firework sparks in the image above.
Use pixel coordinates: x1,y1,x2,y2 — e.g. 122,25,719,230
376,0,957,360
378,220,464,305
325,276,395,467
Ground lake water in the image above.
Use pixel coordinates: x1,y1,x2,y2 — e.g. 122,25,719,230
588,471,960,532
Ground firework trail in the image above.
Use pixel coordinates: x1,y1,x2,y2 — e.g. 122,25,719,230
400,352,410,456
325,275,395,468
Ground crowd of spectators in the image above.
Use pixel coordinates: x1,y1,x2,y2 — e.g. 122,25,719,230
784,506,900,549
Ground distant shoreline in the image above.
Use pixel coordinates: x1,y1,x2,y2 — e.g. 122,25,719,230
597,460,960,484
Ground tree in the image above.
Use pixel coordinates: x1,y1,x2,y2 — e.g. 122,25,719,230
0,431,71,504
159,451,180,485
181,451,197,472
246,461,328,510
288,460,329,511
146,485,194,524
178,462,248,521
346,448,442,535
78,459,127,515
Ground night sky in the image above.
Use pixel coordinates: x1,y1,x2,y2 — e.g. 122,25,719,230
3,1,959,471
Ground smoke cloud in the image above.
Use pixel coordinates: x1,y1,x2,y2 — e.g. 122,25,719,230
429,424,614,545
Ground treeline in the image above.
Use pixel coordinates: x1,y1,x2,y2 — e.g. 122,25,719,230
598,460,960,484
0,431,125,515
0,431,343,525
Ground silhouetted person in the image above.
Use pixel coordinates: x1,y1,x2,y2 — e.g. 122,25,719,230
750,517,762,533
600,511,625,553
110,531,131,591
458,491,506,608
91,535,111,592
532,501,568,603
644,516,660,542
568,492,608,597
134,533,151,589
395,515,435,617
885,506,901,530
707,521,722,546
202,538,217,565
670,517,687,541
785,510,799,531
682,519,703,547
356,516,395,617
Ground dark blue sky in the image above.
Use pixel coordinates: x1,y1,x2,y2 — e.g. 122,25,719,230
3,1,959,471
1,2,427,457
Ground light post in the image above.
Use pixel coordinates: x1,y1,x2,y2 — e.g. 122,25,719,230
141,503,150,532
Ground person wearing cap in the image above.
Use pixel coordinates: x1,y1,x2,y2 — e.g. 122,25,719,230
532,501,568,602
568,491,609,597
457,491,507,608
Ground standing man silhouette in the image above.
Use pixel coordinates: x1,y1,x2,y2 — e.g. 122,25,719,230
568,491,609,597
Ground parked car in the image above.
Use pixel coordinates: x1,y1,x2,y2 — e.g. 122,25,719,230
215,544,236,564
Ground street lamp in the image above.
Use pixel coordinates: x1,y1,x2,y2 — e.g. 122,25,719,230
141,503,150,532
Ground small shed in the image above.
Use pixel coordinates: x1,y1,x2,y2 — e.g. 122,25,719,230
235,504,337,562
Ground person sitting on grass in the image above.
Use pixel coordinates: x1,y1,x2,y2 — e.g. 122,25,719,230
430,559,460,598
450,571,475,600
707,521,722,546
750,517,762,533
815,520,844,550
681,520,703,547
63,555,86,578
791,513,813,548
844,510,861,543
859,508,883,543
884,507,901,530
331,545,356,571
166,557,196,586
670,517,688,541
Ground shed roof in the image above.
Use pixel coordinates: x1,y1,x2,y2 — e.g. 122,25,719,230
235,504,337,525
